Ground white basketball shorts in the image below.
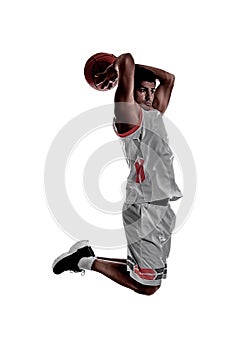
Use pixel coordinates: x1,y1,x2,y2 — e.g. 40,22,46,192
122,201,176,286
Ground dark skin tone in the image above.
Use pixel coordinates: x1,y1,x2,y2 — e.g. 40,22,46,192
93,54,175,295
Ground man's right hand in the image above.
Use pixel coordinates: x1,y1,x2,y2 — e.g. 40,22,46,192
95,65,118,90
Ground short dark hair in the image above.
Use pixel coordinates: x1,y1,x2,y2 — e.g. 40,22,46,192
134,66,156,89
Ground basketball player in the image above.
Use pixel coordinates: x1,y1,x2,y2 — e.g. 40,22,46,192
52,53,182,296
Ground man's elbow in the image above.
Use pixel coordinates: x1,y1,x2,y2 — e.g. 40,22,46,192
169,73,175,87
122,53,134,66
159,73,175,87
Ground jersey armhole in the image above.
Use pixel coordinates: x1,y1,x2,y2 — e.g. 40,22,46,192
113,108,143,138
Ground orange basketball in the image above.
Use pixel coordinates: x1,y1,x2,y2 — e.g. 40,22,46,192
84,52,117,91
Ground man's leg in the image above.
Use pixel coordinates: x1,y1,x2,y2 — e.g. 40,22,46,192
92,258,160,296
52,243,159,295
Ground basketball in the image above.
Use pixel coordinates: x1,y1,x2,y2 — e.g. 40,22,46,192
84,52,117,91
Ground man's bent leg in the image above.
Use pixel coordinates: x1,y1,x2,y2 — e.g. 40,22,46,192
92,258,160,296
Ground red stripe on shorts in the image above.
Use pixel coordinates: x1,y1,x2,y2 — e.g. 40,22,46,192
133,265,156,280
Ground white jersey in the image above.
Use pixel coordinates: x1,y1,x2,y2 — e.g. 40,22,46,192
113,108,183,204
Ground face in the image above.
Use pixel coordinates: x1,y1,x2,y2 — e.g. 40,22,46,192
134,81,156,110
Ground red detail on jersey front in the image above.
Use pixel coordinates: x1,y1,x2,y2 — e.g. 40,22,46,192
133,265,156,280
135,158,145,183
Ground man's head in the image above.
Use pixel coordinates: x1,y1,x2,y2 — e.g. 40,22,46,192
134,67,156,110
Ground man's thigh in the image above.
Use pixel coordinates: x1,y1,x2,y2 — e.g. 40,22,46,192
122,202,176,286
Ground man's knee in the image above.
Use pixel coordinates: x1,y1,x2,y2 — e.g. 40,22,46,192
136,284,160,296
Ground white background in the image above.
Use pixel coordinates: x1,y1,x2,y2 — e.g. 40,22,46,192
1,1,241,349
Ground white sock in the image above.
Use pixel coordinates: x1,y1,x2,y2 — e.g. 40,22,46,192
78,256,96,270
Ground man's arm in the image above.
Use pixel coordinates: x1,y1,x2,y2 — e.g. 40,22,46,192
136,64,175,114
95,53,140,133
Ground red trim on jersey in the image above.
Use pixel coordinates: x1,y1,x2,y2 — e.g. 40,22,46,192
135,158,145,183
113,108,143,138
133,265,156,280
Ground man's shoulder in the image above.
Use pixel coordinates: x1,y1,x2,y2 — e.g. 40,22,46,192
113,108,143,138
